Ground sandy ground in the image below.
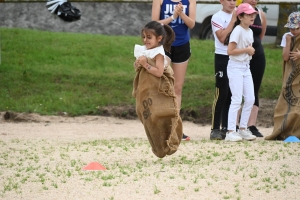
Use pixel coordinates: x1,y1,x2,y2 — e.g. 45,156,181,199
0,113,273,141
0,113,300,200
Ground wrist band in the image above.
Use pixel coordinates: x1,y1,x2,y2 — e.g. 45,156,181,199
171,15,174,20
147,64,152,70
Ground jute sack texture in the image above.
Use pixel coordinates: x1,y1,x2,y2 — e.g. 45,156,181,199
266,35,300,140
132,58,183,158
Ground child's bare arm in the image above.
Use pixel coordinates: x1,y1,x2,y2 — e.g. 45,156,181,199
136,55,164,77
259,10,267,40
282,35,292,62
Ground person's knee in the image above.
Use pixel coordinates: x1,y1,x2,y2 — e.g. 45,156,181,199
174,84,183,95
219,87,229,96
244,96,255,107
231,95,242,105
215,85,229,101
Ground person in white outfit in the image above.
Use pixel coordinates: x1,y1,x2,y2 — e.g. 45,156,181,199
223,3,257,142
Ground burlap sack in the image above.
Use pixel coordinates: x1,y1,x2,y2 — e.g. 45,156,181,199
132,58,183,158
266,35,300,140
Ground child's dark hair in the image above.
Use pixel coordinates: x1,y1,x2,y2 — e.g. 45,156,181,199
141,21,175,53
224,13,245,45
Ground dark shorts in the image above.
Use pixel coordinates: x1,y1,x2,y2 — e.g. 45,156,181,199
165,42,191,63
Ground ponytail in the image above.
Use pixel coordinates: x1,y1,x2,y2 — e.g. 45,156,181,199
162,24,175,53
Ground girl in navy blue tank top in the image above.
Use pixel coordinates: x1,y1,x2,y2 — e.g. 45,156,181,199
152,0,196,141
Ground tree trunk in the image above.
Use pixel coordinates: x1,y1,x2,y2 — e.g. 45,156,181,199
275,3,298,45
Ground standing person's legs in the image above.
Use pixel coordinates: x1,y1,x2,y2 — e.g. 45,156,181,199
210,54,230,140
239,71,255,129
221,88,232,132
227,66,243,132
166,42,191,141
225,62,243,142
248,54,266,137
238,67,256,141
172,62,188,110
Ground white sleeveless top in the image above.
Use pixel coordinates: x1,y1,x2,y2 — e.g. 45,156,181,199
134,45,168,67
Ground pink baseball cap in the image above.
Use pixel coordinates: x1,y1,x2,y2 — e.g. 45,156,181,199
236,3,258,16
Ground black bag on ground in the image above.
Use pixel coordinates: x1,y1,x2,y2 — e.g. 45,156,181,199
57,2,81,22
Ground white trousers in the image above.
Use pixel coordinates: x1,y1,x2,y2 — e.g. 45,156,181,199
227,60,255,131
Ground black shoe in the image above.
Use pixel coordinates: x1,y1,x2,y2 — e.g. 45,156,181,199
182,133,190,141
210,129,222,140
220,127,227,140
248,125,264,137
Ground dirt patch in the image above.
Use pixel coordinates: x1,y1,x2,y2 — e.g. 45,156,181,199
91,98,276,128
2,98,276,127
182,98,276,128
255,98,277,128
96,98,277,128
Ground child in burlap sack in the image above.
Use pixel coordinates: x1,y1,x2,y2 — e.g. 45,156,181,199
132,21,183,158
266,12,300,140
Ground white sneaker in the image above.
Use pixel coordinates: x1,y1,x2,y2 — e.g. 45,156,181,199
238,129,256,141
225,132,243,142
